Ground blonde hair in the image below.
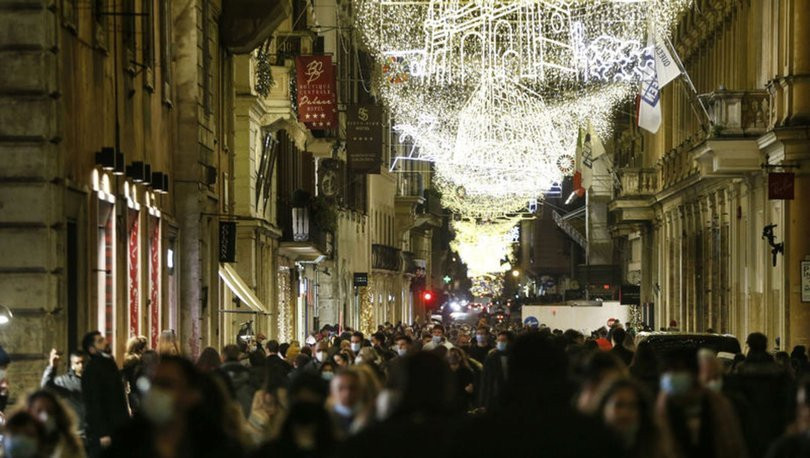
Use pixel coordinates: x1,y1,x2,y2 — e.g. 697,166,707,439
125,335,148,359
157,329,180,356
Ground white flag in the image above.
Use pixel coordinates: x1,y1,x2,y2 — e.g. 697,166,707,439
638,32,662,133
653,36,681,88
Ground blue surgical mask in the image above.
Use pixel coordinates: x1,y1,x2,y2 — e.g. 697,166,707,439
432,335,442,344
496,341,507,352
397,347,407,357
322,372,334,381
3,435,39,458
660,372,693,396
351,343,361,353
476,335,487,344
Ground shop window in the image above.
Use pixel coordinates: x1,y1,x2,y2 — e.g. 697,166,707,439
97,201,115,350
128,210,141,337
148,218,161,348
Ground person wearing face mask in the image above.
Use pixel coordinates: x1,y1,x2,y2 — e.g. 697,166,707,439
41,349,87,442
371,333,395,362
3,410,45,458
468,327,493,365
422,325,454,352
251,401,336,458
597,378,666,458
327,369,361,439
80,331,129,457
394,335,413,358
656,348,747,458
479,331,512,411
105,356,246,458
26,390,85,458
349,332,365,355
304,341,330,375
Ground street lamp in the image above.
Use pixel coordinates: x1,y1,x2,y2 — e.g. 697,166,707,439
0,305,12,325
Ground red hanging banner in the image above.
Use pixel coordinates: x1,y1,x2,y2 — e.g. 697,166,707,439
768,172,795,200
295,55,337,130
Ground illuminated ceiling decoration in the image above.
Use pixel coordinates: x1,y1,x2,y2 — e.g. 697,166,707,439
354,0,691,273
450,217,522,276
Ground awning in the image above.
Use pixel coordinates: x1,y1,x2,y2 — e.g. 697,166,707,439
218,264,266,313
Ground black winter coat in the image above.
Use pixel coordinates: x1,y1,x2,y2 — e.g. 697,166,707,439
82,353,129,441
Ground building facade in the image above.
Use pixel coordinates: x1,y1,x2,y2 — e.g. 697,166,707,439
608,0,810,349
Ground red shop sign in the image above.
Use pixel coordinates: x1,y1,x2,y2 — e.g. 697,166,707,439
768,172,794,200
295,55,337,130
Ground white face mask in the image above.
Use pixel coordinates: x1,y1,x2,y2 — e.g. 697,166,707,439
350,343,361,353
496,341,507,352
315,351,327,363
142,387,176,425
397,347,408,357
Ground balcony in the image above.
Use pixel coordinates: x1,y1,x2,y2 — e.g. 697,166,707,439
279,206,331,261
704,89,770,138
692,89,770,178
616,168,658,198
397,172,425,200
372,244,401,272
609,169,657,226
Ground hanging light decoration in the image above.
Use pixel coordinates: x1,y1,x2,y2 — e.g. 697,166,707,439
450,217,522,276
353,0,692,278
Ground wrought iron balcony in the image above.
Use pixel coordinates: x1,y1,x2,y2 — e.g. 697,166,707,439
616,168,658,198
372,244,401,272
280,206,331,260
704,89,770,137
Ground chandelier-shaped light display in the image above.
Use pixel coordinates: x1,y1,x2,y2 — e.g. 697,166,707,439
354,0,691,276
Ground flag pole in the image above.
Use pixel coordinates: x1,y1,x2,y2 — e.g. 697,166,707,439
662,35,712,131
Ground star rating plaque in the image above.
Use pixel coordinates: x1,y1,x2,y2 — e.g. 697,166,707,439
347,104,382,174
295,55,337,130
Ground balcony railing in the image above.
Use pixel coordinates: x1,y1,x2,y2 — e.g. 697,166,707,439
704,89,770,137
282,206,330,256
372,244,401,271
616,168,658,198
397,172,424,198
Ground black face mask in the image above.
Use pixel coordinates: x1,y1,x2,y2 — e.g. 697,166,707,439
0,392,8,412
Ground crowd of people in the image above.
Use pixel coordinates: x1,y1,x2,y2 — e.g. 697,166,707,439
1,318,809,458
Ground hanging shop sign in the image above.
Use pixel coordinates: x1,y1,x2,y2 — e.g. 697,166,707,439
353,272,369,287
295,55,337,130
347,104,383,174
768,172,795,200
219,222,237,263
